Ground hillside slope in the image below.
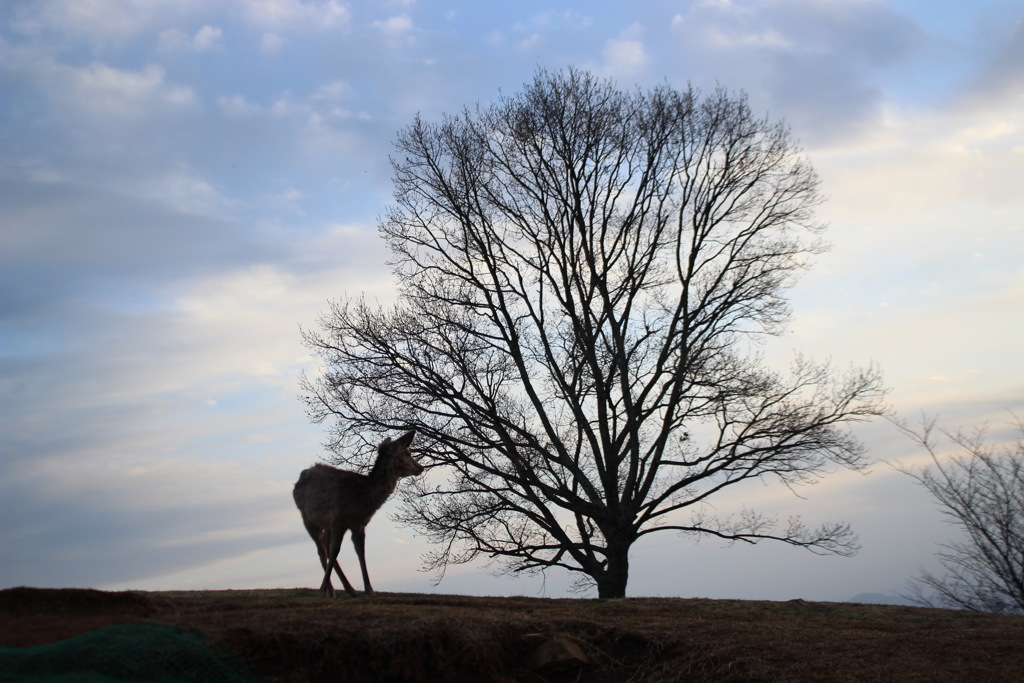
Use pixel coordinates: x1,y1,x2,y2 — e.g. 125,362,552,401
2,588,1022,682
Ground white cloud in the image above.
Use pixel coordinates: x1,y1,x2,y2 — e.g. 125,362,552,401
373,14,414,35
260,31,286,53
170,267,312,380
1,437,305,588
522,10,593,32
158,25,223,52
665,0,927,144
602,38,648,77
62,62,198,117
11,0,350,44
2,45,200,123
519,34,542,51
311,79,355,104
770,86,1024,422
160,236,392,392
705,25,792,49
154,165,237,219
269,93,298,117
158,28,192,51
259,80,370,155
218,94,263,117
9,0,200,44
266,186,306,216
812,93,1024,231
241,0,351,31
678,0,791,52
193,24,223,50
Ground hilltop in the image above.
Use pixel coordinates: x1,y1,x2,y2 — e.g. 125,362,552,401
2,587,1022,682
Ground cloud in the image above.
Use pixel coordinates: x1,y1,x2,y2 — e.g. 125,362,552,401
194,24,224,50
53,61,198,118
310,79,356,106
2,0,1022,600
258,80,376,157
517,33,541,51
241,0,351,32
768,77,1024,418
811,92,1023,229
0,222,392,589
667,0,927,143
218,93,263,117
519,9,594,32
1,44,199,133
676,0,922,65
159,28,193,51
602,38,648,77
961,16,1024,104
373,14,414,36
6,0,200,45
7,0,351,47
159,25,224,52
0,444,302,587
0,177,254,311
260,31,286,53
268,80,360,121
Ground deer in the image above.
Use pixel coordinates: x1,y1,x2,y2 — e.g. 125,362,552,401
292,429,423,597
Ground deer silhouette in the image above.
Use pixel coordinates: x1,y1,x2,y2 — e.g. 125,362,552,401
293,430,423,597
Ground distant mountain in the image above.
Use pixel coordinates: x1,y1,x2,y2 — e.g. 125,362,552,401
848,592,917,606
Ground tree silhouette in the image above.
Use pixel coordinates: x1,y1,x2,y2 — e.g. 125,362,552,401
302,68,888,598
896,417,1024,614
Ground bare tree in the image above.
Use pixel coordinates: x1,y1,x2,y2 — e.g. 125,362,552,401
895,417,1024,614
302,68,888,598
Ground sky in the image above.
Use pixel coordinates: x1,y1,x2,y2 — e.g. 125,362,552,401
1,0,1022,602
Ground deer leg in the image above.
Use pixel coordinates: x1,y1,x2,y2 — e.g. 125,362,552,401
325,526,358,597
332,558,357,596
322,528,346,598
351,527,375,596
303,522,335,598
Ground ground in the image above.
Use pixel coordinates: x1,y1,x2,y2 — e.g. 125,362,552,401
1,587,1022,682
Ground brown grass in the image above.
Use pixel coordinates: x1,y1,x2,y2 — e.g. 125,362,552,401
2,587,1022,682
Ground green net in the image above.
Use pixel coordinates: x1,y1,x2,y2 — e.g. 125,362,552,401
0,622,249,682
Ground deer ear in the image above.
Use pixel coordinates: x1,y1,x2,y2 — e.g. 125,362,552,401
397,430,416,448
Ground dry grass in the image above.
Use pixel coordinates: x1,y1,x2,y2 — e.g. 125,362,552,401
2,587,1022,682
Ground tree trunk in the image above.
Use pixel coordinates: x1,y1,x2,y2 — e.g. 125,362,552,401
596,543,630,599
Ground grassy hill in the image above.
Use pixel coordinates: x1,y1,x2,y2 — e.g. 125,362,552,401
2,587,1022,682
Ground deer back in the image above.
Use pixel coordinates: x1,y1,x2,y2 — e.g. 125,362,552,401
293,430,422,531
293,464,378,530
